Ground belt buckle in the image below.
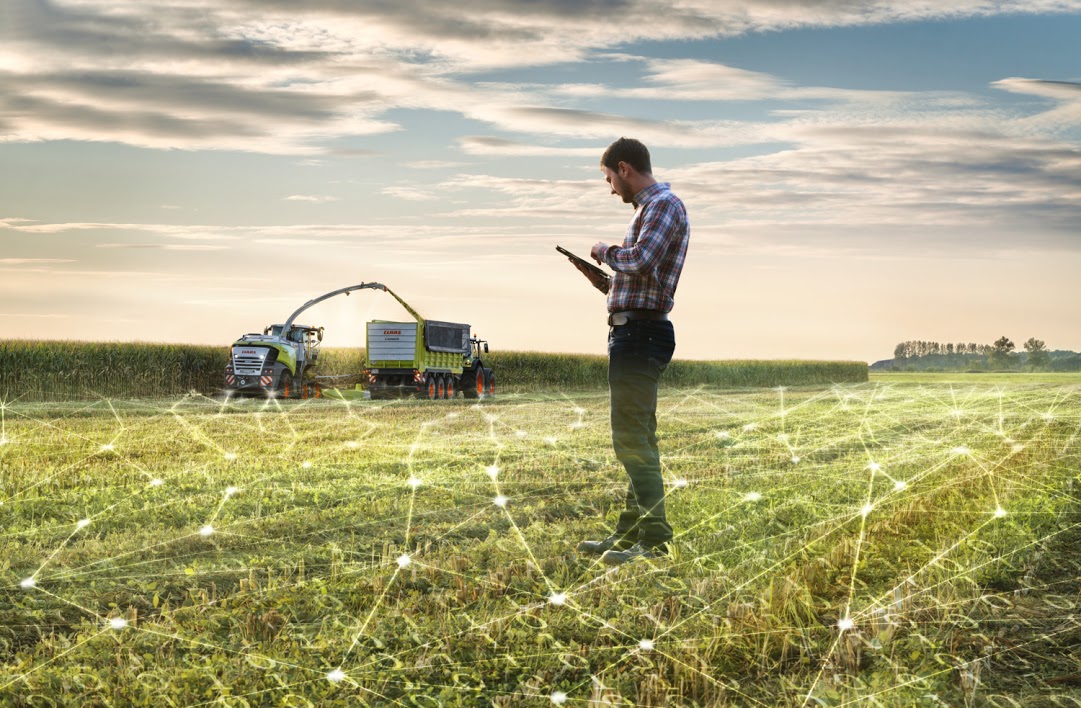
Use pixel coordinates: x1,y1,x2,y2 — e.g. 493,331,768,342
609,312,629,327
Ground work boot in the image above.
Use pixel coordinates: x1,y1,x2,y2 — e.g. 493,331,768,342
576,533,636,555
600,542,670,566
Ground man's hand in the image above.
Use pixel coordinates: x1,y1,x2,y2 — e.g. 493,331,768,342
570,258,610,294
590,242,610,263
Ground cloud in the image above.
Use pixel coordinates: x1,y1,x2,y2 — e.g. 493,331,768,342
0,258,76,264
284,194,339,202
993,78,1081,101
96,243,229,251
382,186,437,201
458,136,601,157
4,0,1081,154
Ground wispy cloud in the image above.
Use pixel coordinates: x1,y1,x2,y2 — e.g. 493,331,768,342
96,243,229,251
0,258,76,264
284,194,339,203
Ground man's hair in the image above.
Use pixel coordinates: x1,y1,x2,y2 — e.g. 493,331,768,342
600,137,652,175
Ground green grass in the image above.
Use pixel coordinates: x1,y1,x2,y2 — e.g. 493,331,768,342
1,376,1078,705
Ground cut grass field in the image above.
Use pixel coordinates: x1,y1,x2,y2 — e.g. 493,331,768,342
1,375,1079,706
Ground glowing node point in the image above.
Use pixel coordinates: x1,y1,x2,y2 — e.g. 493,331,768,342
951,446,970,455
100,444,114,452
485,414,499,423
743,423,756,432
1012,444,1024,453
951,409,963,417
791,456,801,464
715,431,731,439
894,480,908,491
638,639,654,651
345,442,359,449
446,413,458,420
199,525,215,537
551,691,568,705
544,437,558,445
486,465,500,479
76,518,91,529
515,431,527,438
1043,413,1055,422
20,577,36,589
396,554,411,568
0,437,8,445
861,503,874,518
223,452,237,461
302,461,313,469
225,486,238,497
994,507,1007,518
673,479,689,489
777,433,788,442
569,422,585,430
549,592,567,606
109,617,128,630
494,495,508,508
837,617,854,631
573,407,586,415
744,492,762,502
327,668,346,683
868,462,881,472
408,477,422,489
150,478,164,487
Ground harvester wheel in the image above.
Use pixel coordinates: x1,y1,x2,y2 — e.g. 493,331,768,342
445,375,456,399
485,369,495,398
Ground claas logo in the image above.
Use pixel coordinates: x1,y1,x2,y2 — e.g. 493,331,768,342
383,330,401,335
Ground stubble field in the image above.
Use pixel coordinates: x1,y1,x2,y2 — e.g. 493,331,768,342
1,376,1079,706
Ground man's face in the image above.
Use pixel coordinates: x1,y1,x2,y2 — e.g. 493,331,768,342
602,164,634,204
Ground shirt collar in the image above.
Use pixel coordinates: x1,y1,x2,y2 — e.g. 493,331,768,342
634,182,669,207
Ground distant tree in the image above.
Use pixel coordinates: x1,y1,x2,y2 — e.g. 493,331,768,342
894,343,908,360
1024,337,1051,370
989,336,1016,369
946,343,954,355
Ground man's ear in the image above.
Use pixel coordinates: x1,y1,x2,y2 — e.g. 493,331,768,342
618,161,632,178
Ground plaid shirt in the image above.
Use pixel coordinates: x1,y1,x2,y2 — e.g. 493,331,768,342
603,182,689,314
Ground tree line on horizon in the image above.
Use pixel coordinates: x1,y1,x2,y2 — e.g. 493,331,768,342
886,337,1080,372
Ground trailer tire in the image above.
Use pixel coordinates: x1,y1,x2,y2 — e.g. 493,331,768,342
436,375,447,400
426,377,438,401
445,375,456,400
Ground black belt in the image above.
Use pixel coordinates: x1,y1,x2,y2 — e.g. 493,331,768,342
608,309,669,326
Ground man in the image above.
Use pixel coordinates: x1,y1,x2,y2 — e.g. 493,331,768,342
569,137,689,565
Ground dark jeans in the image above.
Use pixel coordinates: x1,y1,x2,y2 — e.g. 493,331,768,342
608,319,676,547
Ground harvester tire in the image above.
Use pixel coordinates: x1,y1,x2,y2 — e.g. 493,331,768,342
484,369,495,398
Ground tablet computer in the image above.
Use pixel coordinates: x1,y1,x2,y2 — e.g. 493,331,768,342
556,245,607,279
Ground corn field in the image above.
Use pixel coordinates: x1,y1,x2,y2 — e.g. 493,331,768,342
0,340,867,401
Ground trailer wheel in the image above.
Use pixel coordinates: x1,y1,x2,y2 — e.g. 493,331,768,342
445,375,456,400
436,375,447,400
485,369,496,398
427,377,438,401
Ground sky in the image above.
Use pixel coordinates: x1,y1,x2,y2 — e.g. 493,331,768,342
1,1,1080,364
